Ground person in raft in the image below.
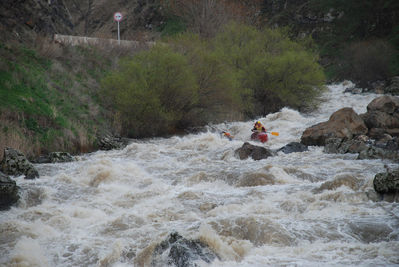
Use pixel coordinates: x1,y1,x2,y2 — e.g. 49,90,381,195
252,121,266,133
251,121,268,143
222,131,233,141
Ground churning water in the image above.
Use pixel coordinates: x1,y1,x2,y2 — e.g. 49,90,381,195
1,82,399,266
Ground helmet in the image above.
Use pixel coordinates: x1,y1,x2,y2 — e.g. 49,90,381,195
255,121,261,125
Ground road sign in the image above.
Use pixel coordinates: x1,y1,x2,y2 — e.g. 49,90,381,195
114,12,123,22
114,12,123,44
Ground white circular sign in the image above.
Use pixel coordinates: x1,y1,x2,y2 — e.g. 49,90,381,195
114,12,123,22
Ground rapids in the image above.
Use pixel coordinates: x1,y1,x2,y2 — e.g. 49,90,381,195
1,82,399,266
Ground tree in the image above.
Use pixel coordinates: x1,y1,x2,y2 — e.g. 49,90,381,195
102,44,198,137
213,23,325,116
167,33,243,122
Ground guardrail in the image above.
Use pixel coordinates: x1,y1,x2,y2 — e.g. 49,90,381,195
54,34,154,48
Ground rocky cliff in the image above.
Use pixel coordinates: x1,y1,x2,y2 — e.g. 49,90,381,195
0,0,165,42
0,0,74,41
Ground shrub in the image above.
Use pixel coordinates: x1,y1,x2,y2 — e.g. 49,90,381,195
102,44,198,137
213,23,325,117
167,33,244,123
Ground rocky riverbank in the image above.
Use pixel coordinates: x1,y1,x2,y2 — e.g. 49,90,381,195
235,94,399,202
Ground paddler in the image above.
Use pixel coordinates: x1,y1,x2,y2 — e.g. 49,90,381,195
252,121,266,133
222,131,233,141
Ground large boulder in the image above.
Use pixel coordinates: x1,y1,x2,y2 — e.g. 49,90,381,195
0,171,19,210
358,146,399,161
278,142,308,154
0,147,39,179
235,142,275,160
33,152,75,163
49,152,75,163
383,76,399,95
151,232,218,267
324,136,399,161
373,169,399,202
301,108,368,146
97,134,130,151
367,95,399,114
324,136,370,154
361,96,399,139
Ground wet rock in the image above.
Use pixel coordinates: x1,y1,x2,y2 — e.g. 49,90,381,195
344,86,363,94
151,232,218,267
373,169,399,202
383,76,399,95
0,147,39,179
348,221,394,243
373,169,399,194
33,152,75,163
313,174,363,193
34,155,51,164
368,80,387,94
324,138,344,154
385,137,399,151
361,96,399,142
0,171,19,210
357,146,399,161
209,217,295,246
366,95,399,114
235,142,275,160
301,108,368,146
236,173,275,187
278,142,308,154
48,152,74,163
324,137,369,154
97,134,130,150
324,135,398,161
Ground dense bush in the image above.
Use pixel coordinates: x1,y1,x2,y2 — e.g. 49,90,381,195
102,44,198,137
167,33,244,123
213,23,325,116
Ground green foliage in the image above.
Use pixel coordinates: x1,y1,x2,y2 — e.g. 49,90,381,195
0,41,116,157
102,44,198,137
160,16,187,37
102,23,325,136
167,33,243,123
213,23,325,116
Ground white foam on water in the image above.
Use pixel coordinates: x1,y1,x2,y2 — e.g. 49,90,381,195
9,237,50,267
1,82,398,266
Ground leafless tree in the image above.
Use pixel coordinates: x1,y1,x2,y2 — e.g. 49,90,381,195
162,0,264,37
162,0,233,37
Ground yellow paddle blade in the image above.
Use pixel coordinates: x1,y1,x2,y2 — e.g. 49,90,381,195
270,132,279,136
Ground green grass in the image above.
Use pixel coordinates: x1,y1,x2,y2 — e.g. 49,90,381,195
0,42,114,156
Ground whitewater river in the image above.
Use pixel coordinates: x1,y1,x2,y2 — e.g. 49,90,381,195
1,82,399,266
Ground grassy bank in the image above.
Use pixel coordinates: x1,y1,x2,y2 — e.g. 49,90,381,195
0,38,136,160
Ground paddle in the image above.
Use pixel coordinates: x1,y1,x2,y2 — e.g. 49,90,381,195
252,129,279,136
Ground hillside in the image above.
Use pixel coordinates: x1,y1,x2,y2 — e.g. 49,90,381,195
1,0,398,160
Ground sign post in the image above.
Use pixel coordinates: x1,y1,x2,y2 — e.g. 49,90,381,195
113,12,123,45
